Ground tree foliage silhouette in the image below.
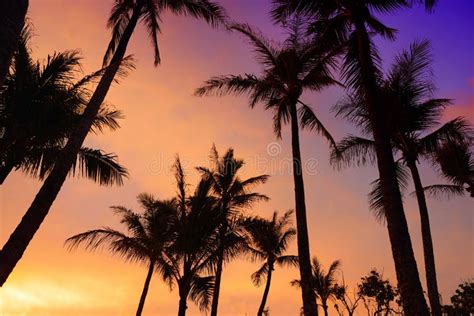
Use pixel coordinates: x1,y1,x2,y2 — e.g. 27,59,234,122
0,26,127,186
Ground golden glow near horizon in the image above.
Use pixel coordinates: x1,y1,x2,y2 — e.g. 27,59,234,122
0,1,472,315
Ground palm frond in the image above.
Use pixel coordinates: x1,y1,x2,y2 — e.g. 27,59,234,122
422,184,466,200
161,0,227,27
194,74,261,97
297,100,337,149
72,147,128,186
419,117,472,155
251,262,269,286
330,136,377,169
90,104,123,134
65,228,148,263
368,162,410,222
142,0,162,65
275,255,299,268
190,275,215,311
103,0,134,67
230,23,279,67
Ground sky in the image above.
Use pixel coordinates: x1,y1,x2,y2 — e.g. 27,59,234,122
0,0,473,315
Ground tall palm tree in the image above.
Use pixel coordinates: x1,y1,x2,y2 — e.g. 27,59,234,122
331,40,472,316
196,22,340,315
159,158,222,316
243,210,299,316
292,257,340,316
0,0,28,87
0,26,127,186
65,193,175,316
0,0,226,286
197,145,269,316
424,140,474,198
270,1,436,314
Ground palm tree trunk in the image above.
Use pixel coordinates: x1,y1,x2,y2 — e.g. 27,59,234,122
407,159,442,316
353,19,429,315
0,5,142,286
178,285,189,316
322,301,329,316
136,260,155,316
289,100,318,316
257,262,273,316
0,0,28,87
210,245,224,316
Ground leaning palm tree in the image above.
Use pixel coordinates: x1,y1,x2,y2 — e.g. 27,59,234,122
65,193,175,316
331,40,473,316
292,257,340,316
159,158,222,316
0,0,28,87
0,26,127,186
243,210,299,316
197,145,269,316
271,1,436,314
0,0,226,285
196,21,340,315
424,140,474,198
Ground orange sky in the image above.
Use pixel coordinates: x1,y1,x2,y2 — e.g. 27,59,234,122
1,1,473,315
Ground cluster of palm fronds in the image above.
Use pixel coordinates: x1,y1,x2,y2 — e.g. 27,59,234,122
0,26,129,186
67,147,298,316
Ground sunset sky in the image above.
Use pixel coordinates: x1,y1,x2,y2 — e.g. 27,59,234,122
1,0,473,315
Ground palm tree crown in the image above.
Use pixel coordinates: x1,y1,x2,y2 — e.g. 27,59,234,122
196,21,340,143
244,210,299,316
158,158,222,315
197,145,269,316
0,26,128,185
104,0,226,66
331,40,472,211
66,193,175,315
292,257,341,316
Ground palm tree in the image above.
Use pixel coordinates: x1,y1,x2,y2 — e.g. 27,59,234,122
159,158,222,316
270,1,436,314
65,193,175,316
0,0,28,87
424,140,474,198
196,21,340,315
197,145,269,316
0,26,127,186
243,210,299,316
292,257,340,316
0,0,226,286
331,40,472,316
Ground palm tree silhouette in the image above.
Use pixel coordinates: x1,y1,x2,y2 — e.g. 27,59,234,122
292,257,340,316
424,140,474,198
270,1,437,314
0,0,28,87
196,22,340,315
0,26,127,186
197,145,269,316
158,158,222,316
65,193,175,316
0,0,226,286
331,40,472,315
243,210,299,316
